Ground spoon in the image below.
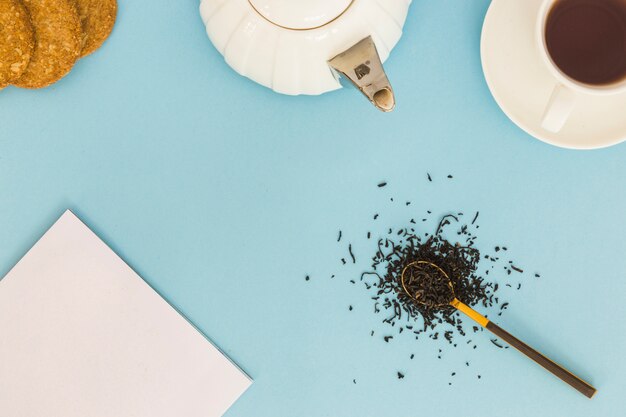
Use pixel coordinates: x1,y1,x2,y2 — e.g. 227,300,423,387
401,261,596,398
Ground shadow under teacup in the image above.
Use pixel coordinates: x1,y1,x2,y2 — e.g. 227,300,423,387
537,0,626,132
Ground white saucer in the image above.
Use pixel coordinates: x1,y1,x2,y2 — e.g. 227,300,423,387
481,0,626,150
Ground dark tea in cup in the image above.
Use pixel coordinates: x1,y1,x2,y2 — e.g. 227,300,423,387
545,0,626,86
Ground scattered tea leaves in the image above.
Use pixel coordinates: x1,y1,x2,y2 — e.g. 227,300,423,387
491,339,504,348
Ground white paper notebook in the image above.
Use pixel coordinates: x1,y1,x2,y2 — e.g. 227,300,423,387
0,211,251,417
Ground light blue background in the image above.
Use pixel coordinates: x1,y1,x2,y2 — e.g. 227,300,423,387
1,1,625,416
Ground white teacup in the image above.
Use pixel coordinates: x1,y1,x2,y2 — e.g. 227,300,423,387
537,0,626,133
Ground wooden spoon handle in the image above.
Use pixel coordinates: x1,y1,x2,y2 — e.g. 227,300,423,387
485,321,596,398
452,299,596,398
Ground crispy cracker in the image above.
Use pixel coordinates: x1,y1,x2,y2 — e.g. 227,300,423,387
13,0,82,89
0,0,35,88
76,0,117,57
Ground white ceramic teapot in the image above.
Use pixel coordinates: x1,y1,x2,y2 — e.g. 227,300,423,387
199,0,412,111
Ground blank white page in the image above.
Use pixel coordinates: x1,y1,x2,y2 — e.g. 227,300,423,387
0,210,251,417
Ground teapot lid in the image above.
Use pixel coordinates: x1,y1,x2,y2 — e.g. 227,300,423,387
249,0,353,30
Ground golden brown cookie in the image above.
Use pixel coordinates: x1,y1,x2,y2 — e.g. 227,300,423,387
13,0,82,89
75,0,117,57
0,0,35,88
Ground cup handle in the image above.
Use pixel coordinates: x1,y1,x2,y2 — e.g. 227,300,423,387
541,84,576,132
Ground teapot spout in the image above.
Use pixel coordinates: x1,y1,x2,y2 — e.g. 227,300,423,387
328,36,395,112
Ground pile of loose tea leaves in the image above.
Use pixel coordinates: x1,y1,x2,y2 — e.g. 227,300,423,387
345,212,534,382
366,214,496,337
306,178,539,383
